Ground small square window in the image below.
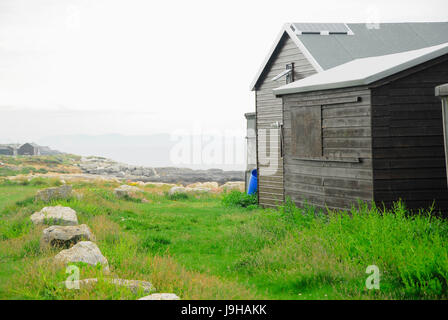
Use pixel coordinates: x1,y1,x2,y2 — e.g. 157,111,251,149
291,106,322,158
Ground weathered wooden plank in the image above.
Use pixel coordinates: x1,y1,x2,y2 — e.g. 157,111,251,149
374,168,446,179
323,127,372,138
287,192,370,209
285,157,372,169
323,138,371,148
372,126,442,137
286,163,372,180
375,119,442,128
374,190,448,201
372,108,441,119
373,95,441,104
374,178,447,191
322,105,370,118
324,177,373,190
285,181,325,195
284,173,323,186
283,88,370,103
373,158,445,170
323,117,371,128
373,136,444,148
323,148,372,159
324,186,373,200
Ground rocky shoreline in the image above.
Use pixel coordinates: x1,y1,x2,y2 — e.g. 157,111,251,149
77,157,244,185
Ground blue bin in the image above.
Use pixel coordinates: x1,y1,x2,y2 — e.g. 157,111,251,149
247,169,258,195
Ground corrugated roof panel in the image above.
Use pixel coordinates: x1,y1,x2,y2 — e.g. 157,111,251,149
296,22,448,70
292,23,351,34
408,22,448,45
251,22,448,91
274,42,448,95
298,35,354,69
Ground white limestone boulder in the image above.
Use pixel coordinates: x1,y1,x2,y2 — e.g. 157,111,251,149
168,186,211,195
63,278,155,294
54,241,109,271
221,181,245,192
30,206,78,226
108,279,155,295
138,293,180,300
114,185,143,198
35,185,73,202
41,224,94,248
186,182,219,190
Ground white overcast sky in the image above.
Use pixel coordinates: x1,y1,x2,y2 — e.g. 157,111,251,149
0,0,447,142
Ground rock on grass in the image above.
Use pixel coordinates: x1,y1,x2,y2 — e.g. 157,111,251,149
63,278,155,294
186,182,219,190
41,224,94,249
221,181,245,192
54,241,109,272
114,185,143,199
35,185,73,202
108,279,155,294
30,206,78,226
138,293,180,300
168,186,211,195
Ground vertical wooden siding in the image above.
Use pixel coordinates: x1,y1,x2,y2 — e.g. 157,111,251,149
255,33,317,208
371,57,448,212
282,87,374,211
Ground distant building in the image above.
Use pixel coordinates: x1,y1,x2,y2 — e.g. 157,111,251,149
39,145,61,155
0,145,14,156
18,143,40,156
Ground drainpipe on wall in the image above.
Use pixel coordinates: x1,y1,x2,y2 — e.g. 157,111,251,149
436,84,448,186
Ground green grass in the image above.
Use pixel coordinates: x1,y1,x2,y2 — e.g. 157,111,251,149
0,166,48,177
0,178,447,300
0,154,80,177
222,190,258,208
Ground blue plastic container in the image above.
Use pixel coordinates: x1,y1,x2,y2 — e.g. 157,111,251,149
247,169,258,195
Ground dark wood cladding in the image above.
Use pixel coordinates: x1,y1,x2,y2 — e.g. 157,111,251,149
255,33,317,208
282,87,374,211
371,56,448,213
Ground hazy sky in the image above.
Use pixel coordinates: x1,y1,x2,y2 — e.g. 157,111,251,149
1,0,448,143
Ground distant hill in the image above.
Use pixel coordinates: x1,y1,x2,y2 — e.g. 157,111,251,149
37,134,245,171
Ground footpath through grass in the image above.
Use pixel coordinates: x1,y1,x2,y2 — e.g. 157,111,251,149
0,178,447,300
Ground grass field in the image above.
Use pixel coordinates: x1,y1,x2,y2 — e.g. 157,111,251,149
0,176,447,300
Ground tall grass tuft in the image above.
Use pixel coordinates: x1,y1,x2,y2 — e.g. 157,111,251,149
222,191,258,209
269,198,448,299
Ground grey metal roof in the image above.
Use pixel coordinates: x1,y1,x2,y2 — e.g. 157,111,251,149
273,42,448,95
250,22,448,91
436,84,448,97
297,22,448,70
291,23,352,34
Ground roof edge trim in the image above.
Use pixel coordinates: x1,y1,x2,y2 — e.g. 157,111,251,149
274,79,366,96
249,23,322,91
285,26,324,73
273,42,448,95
